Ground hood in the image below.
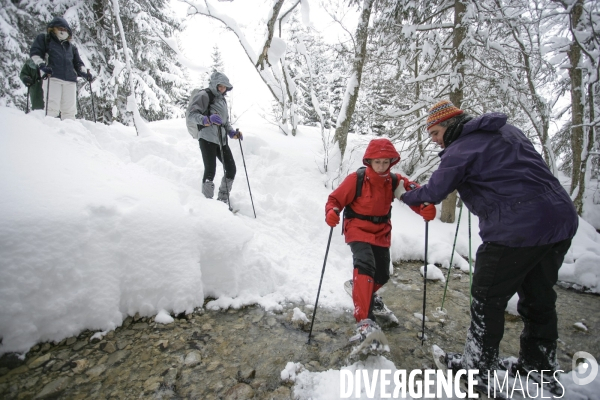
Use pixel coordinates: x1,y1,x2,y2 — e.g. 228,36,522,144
461,112,508,137
208,71,233,96
362,138,400,172
47,16,72,37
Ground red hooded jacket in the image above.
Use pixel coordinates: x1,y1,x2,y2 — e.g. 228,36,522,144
325,139,406,247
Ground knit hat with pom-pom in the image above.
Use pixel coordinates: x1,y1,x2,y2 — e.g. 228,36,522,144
426,100,464,130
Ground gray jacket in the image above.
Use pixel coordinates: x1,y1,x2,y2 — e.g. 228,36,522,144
186,71,233,144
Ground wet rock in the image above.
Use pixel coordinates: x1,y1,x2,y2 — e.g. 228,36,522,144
85,364,107,378
223,382,255,400
238,367,256,381
266,386,292,400
143,376,162,392
163,367,178,387
100,341,117,354
71,359,89,374
183,351,202,367
34,376,71,399
29,353,51,369
72,341,87,351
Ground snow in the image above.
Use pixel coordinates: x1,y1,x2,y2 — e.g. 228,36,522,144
573,322,588,332
155,309,175,324
292,307,309,323
1,105,600,397
420,264,446,282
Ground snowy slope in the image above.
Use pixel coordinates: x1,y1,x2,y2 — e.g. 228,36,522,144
1,106,599,357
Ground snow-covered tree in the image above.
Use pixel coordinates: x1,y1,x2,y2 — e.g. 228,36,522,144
1,0,189,125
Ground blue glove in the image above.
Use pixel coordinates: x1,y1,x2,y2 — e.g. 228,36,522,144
209,114,222,125
202,116,210,126
228,129,243,140
39,64,52,77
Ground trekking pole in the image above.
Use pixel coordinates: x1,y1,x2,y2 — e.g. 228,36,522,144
26,87,30,114
236,129,256,218
88,70,97,123
440,202,464,312
468,211,473,305
420,216,430,345
217,125,232,210
45,74,51,116
307,217,336,345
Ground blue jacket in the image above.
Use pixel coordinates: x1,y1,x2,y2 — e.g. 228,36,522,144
30,17,84,83
402,113,578,247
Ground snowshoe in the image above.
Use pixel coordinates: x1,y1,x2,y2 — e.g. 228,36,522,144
507,362,565,397
348,319,390,360
344,280,399,325
431,345,511,400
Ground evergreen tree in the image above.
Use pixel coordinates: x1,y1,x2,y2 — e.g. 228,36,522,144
1,0,189,124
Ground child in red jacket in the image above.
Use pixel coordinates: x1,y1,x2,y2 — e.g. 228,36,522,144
325,138,435,349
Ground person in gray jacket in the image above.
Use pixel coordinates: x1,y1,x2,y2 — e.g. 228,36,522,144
186,72,243,203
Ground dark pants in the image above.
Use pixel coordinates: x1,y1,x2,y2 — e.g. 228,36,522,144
349,242,391,285
29,82,45,110
199,138,236,182
463,239,572,372
349,242,391,322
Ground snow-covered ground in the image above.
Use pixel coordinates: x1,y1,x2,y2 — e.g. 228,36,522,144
1,106,599,398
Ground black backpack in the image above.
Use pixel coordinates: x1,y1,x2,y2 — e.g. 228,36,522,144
343,166,399,224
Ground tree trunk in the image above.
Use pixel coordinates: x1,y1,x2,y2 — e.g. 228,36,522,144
567,0,585,215
112,0,145,136
439,0,467,223
333,0,374,159
440,190,458,224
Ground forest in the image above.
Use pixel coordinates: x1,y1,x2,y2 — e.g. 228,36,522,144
1,0,598,221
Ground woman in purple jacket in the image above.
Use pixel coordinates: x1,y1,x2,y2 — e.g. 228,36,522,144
401,100,578,391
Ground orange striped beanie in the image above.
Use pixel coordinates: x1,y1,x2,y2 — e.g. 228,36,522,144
426,100,464,130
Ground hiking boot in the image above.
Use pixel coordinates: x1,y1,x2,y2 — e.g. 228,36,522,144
509,363,564,397
202,180,215,199
216,176,234,202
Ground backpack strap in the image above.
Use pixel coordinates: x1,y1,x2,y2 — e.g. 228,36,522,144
355,166,366,198
391,173,399,192
201,88,216,116
196,88,217,132
343,167,398,225
355,167,399,199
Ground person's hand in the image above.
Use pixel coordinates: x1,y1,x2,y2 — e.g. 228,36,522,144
325,208,340,227
22,76,33,87
209,114,222,125
202,116,211,126
403,179,420,191
39,64,52,77
84,71,93,82
419,204,436,221
228,129,243,140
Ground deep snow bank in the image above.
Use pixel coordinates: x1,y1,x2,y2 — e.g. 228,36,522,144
1,106,599,355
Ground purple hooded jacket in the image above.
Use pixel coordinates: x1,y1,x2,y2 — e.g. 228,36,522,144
402,113,578,247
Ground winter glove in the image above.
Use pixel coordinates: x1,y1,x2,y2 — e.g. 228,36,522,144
201,116,211,126
209,114,222,125
403,179,420,191
39,64,52,77
22,76,34,87
228,129,243,140
419,204,436,221
325,208,340,227
84,71,93,82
